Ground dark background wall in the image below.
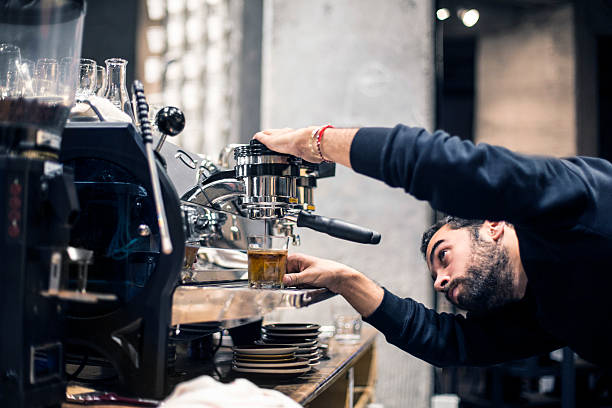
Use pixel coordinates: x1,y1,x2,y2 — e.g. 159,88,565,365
575,0,612,159
81,0,140,87
599,36,612,161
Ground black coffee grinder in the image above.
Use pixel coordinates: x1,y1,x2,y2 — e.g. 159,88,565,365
0,1,86,406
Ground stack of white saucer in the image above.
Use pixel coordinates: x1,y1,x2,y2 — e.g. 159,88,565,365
258,323,321,366
232,344,311,378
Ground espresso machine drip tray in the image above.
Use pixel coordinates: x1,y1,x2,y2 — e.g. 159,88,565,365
172,282,334,326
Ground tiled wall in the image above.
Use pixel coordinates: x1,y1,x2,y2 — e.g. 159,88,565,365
139,0,243,156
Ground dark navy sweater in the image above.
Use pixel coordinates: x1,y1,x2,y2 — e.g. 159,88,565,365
351,124,612,367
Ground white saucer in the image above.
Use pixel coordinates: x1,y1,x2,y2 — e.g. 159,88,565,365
263,323,321,332
232,366,311,375
232,345,297,355
233,357,310,369
295,347,318,354
234,355,295,362
300,351,319,360
262,331,320,338
259,338,318,347
257,341,318,352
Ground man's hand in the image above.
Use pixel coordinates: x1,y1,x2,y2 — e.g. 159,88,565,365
253,127,358,169
283,253,384,317
283,253,353,293
253,127,320,162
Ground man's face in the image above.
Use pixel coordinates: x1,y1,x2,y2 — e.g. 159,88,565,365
426,224,515,312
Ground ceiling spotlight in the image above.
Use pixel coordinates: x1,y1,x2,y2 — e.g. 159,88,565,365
436,8,451,21
458,8,479,27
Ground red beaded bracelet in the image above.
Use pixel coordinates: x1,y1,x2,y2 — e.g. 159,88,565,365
316,124,334,162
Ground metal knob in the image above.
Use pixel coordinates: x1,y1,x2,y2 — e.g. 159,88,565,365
154,106,185,153
155,106,185,136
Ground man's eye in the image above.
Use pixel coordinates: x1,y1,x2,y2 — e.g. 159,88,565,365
438,249,448,264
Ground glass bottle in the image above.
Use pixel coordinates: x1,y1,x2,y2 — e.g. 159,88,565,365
103,58,132,118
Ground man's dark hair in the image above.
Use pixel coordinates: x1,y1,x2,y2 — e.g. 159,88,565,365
420,216,485,259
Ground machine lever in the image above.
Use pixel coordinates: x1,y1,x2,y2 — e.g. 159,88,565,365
154,106,185,152
297,211,381,244
132,81,173,254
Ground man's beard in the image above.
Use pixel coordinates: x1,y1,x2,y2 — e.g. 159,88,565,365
448,237,515,312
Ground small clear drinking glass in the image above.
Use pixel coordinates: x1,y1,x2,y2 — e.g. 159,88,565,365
0,43,22,97
35,58,59,96
76,58,97,101
19,59,35,97
334,314,362,343
95,64,106,96
247,235,289,289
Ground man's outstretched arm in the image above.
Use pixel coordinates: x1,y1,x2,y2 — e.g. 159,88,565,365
285,253,562,367
255,124,599,226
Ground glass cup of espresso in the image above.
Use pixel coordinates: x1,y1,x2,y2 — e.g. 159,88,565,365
183,243,199,271
247,235,289,289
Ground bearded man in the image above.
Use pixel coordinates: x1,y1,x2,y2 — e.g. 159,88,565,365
253,124,612,366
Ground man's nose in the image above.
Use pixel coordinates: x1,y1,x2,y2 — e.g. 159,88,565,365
433,274,450,292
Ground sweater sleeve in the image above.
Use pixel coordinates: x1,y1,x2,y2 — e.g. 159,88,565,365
363,288,562,367
349,125,595,225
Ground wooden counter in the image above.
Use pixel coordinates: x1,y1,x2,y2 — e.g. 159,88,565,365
64,326,378,408
274,326,377,407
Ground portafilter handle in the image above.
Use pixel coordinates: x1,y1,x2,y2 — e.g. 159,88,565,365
296,211,381,244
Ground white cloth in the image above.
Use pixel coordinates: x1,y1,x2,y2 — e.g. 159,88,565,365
69,96,132,122
161,375,303,408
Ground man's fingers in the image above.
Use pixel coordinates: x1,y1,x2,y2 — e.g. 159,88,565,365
283,273,299,287
287,254,302,272
283,271,319,289
287,253,314,273
253,131,269,141
255,128,292,137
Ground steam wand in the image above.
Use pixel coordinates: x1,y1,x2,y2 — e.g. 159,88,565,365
131,80,173,254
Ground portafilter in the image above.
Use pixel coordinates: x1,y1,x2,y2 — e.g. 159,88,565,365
234,140,381,245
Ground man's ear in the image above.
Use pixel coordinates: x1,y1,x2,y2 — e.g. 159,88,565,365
484,220,505,242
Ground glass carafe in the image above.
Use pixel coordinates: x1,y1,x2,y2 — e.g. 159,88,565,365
103,58,132,118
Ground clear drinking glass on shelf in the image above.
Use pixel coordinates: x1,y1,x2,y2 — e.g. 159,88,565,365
247,235,289,289
0,43,22,97
332,299,362,343
19,58,35,97
103,58,132,117
35,58,59,96
75,58,96,101
58,57,73,84
333,314,362,343
95,64,106,96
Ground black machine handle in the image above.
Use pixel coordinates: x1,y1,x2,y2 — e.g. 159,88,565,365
154,106,185,153
132,80,173,254
297,211,381,245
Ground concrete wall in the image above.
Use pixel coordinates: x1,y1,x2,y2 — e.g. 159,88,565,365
260,1,434,407
475,5,576,156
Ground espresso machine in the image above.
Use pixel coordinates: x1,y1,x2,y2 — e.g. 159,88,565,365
59,107,381,397
0,1,86,407
56,52,379,401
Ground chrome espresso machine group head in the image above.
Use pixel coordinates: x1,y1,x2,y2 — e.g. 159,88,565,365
178,138,380,251
233,140,304,220
234,139,381,245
